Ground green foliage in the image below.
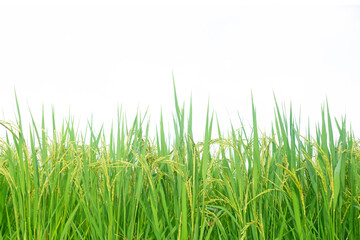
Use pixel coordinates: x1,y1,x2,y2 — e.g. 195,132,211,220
0,86,359,239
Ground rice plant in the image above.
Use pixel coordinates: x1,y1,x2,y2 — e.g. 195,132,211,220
0,83,359,239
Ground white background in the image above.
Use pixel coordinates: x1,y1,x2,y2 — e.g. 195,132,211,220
1,1,360,142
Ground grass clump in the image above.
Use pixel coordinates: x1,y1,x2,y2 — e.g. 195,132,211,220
0,85,359,239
